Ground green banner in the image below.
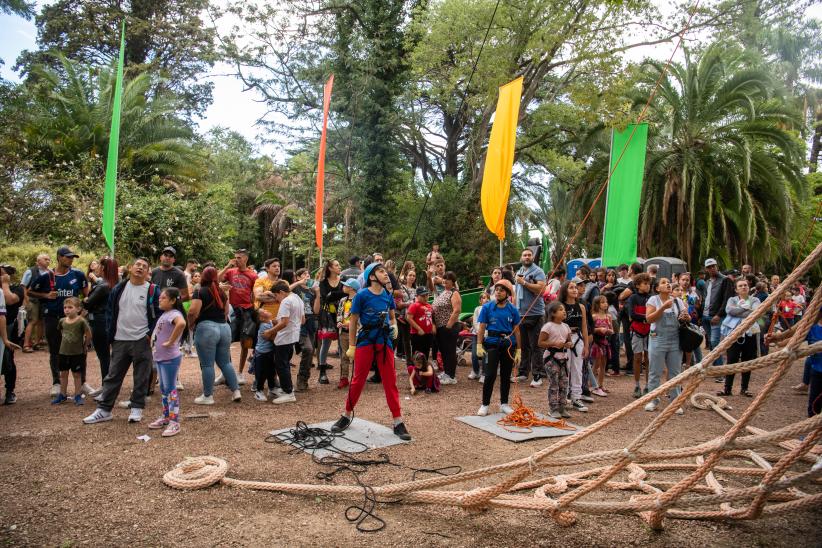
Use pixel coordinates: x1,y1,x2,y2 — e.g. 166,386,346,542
601,123,648,266
102,21,126,253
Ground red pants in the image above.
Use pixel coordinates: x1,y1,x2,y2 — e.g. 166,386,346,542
346,344,401,418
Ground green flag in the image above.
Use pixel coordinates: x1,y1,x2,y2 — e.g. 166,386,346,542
601,123,648,266
102,21,126,253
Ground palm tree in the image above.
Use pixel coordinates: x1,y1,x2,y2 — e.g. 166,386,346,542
23,56,205,189
575,43,806,267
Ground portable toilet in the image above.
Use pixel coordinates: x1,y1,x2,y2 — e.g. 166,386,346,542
567,258,601,280
645,257,687,280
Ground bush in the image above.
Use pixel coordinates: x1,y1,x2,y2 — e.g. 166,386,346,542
0,241,106,280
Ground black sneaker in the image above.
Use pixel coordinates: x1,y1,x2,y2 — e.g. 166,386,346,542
330,415,352,433
393,422,412,441
367,375,382,384
4,392,16,405
318,374,329,385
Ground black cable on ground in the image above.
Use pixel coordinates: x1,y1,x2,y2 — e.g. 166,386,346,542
267,421,462,532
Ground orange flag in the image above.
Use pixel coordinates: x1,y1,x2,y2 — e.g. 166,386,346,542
316,74,334,250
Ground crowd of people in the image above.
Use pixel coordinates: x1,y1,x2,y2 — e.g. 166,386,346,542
0,244,819,440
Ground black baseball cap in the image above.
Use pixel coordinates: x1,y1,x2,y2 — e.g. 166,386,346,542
415,286,429,296
56,246,79,258
162,246,176,256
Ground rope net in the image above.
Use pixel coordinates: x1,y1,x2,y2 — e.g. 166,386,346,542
163,241,822,529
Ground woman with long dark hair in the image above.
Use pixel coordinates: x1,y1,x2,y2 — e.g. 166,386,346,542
317,259,345,383
83,256,119,382
187,266,241,405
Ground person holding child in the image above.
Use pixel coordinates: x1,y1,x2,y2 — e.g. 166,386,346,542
147,288,187,436
52,297,91,405
475,279,521,416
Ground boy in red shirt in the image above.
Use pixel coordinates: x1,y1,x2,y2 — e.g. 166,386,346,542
218,249,258,382
406,286,436,363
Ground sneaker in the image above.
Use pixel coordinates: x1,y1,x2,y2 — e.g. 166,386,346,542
632,386,642,399
232,389,242,402
118,400,132,409
644,399,659,412
176,381,185,391
162,421,180,437
337,378,349,390
500,403,515,415
560,408,572,419
549,410,562,419
93,393,104,403
194,394,215,405
270,387,285,399
592,388,608,397
149,416,169,429
331,415,352,432
642,386,649,395
128,408,143,423
81,383,96,396
236,374,246,386
477,405,490,417
571,400,589,412
247,363,255,375
73,394,84,406
478,375,485,383
714,376,725,384
4,392,16,405
393,422,412,441
530,378,543,388
250,380,257,392
214,374,225,386
468,371,479,380
254,390,267,401
674,407,685,415
50,383,61,397
513,375,527,382
82,408,113,424
51,393,67,405
318,374,329,385
579,394,594,403
272,392,296,404
440,375,457,385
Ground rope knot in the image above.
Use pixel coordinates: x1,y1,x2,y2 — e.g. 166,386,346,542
163,456,228,490
622,448,635,461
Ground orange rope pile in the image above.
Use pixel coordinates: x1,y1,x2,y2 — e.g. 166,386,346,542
497,394,576,433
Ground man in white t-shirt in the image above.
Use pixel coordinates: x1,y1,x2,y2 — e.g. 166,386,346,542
263,281,304,404
83,258,161,425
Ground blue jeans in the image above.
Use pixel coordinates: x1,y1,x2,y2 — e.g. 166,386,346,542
702,315,724,365
157,355,182,396
194,321,239,396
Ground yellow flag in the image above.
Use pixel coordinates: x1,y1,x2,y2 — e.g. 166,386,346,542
481,76,523,241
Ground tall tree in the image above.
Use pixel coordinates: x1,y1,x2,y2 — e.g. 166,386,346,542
15,0,217,118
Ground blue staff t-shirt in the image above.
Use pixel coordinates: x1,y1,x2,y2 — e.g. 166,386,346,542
30,268,88,318
807,322,822,373
351,287,395,348
478,300,521,347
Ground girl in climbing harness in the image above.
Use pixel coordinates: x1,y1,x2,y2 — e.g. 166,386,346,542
475,279,521,416
331,263,412,441
539,301,573,419
559,281,590,413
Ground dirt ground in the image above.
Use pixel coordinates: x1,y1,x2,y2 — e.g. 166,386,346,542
1,343,820,547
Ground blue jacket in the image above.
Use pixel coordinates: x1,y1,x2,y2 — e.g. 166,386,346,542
107,280,161,343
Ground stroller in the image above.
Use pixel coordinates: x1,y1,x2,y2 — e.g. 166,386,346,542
457,315,475,368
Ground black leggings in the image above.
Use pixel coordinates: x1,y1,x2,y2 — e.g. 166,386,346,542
435,325,459,378
410,333,433,362
90,318,110,380
2,345,16,395
482,343,514,406
725,334,757,393
44,315,61,385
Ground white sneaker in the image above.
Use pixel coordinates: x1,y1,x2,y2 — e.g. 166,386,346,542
270,387,285,398
236,374,246,386
571,400,589,412
128,408,143,423
194,394,215,405
214,374,225,386
530,378,543,387
477,405,490,416
82,408,113,424
176,382,184,391
50,383,61,397
579,394,594,403
440,375,457,385
468,371,479,380
81,383,97,396
478,375,485,383
117,400,131,409
644,399,659,412
272,392,296,404
232,389,242,402
500,404,515,415
674,407,684,415
254,390,267,401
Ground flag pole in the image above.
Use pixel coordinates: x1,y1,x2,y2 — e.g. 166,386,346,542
499,240,503,267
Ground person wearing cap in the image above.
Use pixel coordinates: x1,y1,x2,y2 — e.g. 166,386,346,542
335,278,360,389
340,256,363,282
151,247,189,302
330,262,411,441
28,247,90,398
701,258,735,368
406,284,436,362
475,278,521,416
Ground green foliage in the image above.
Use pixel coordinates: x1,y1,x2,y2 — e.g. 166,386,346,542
0,242,103,278
0,0,34,19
